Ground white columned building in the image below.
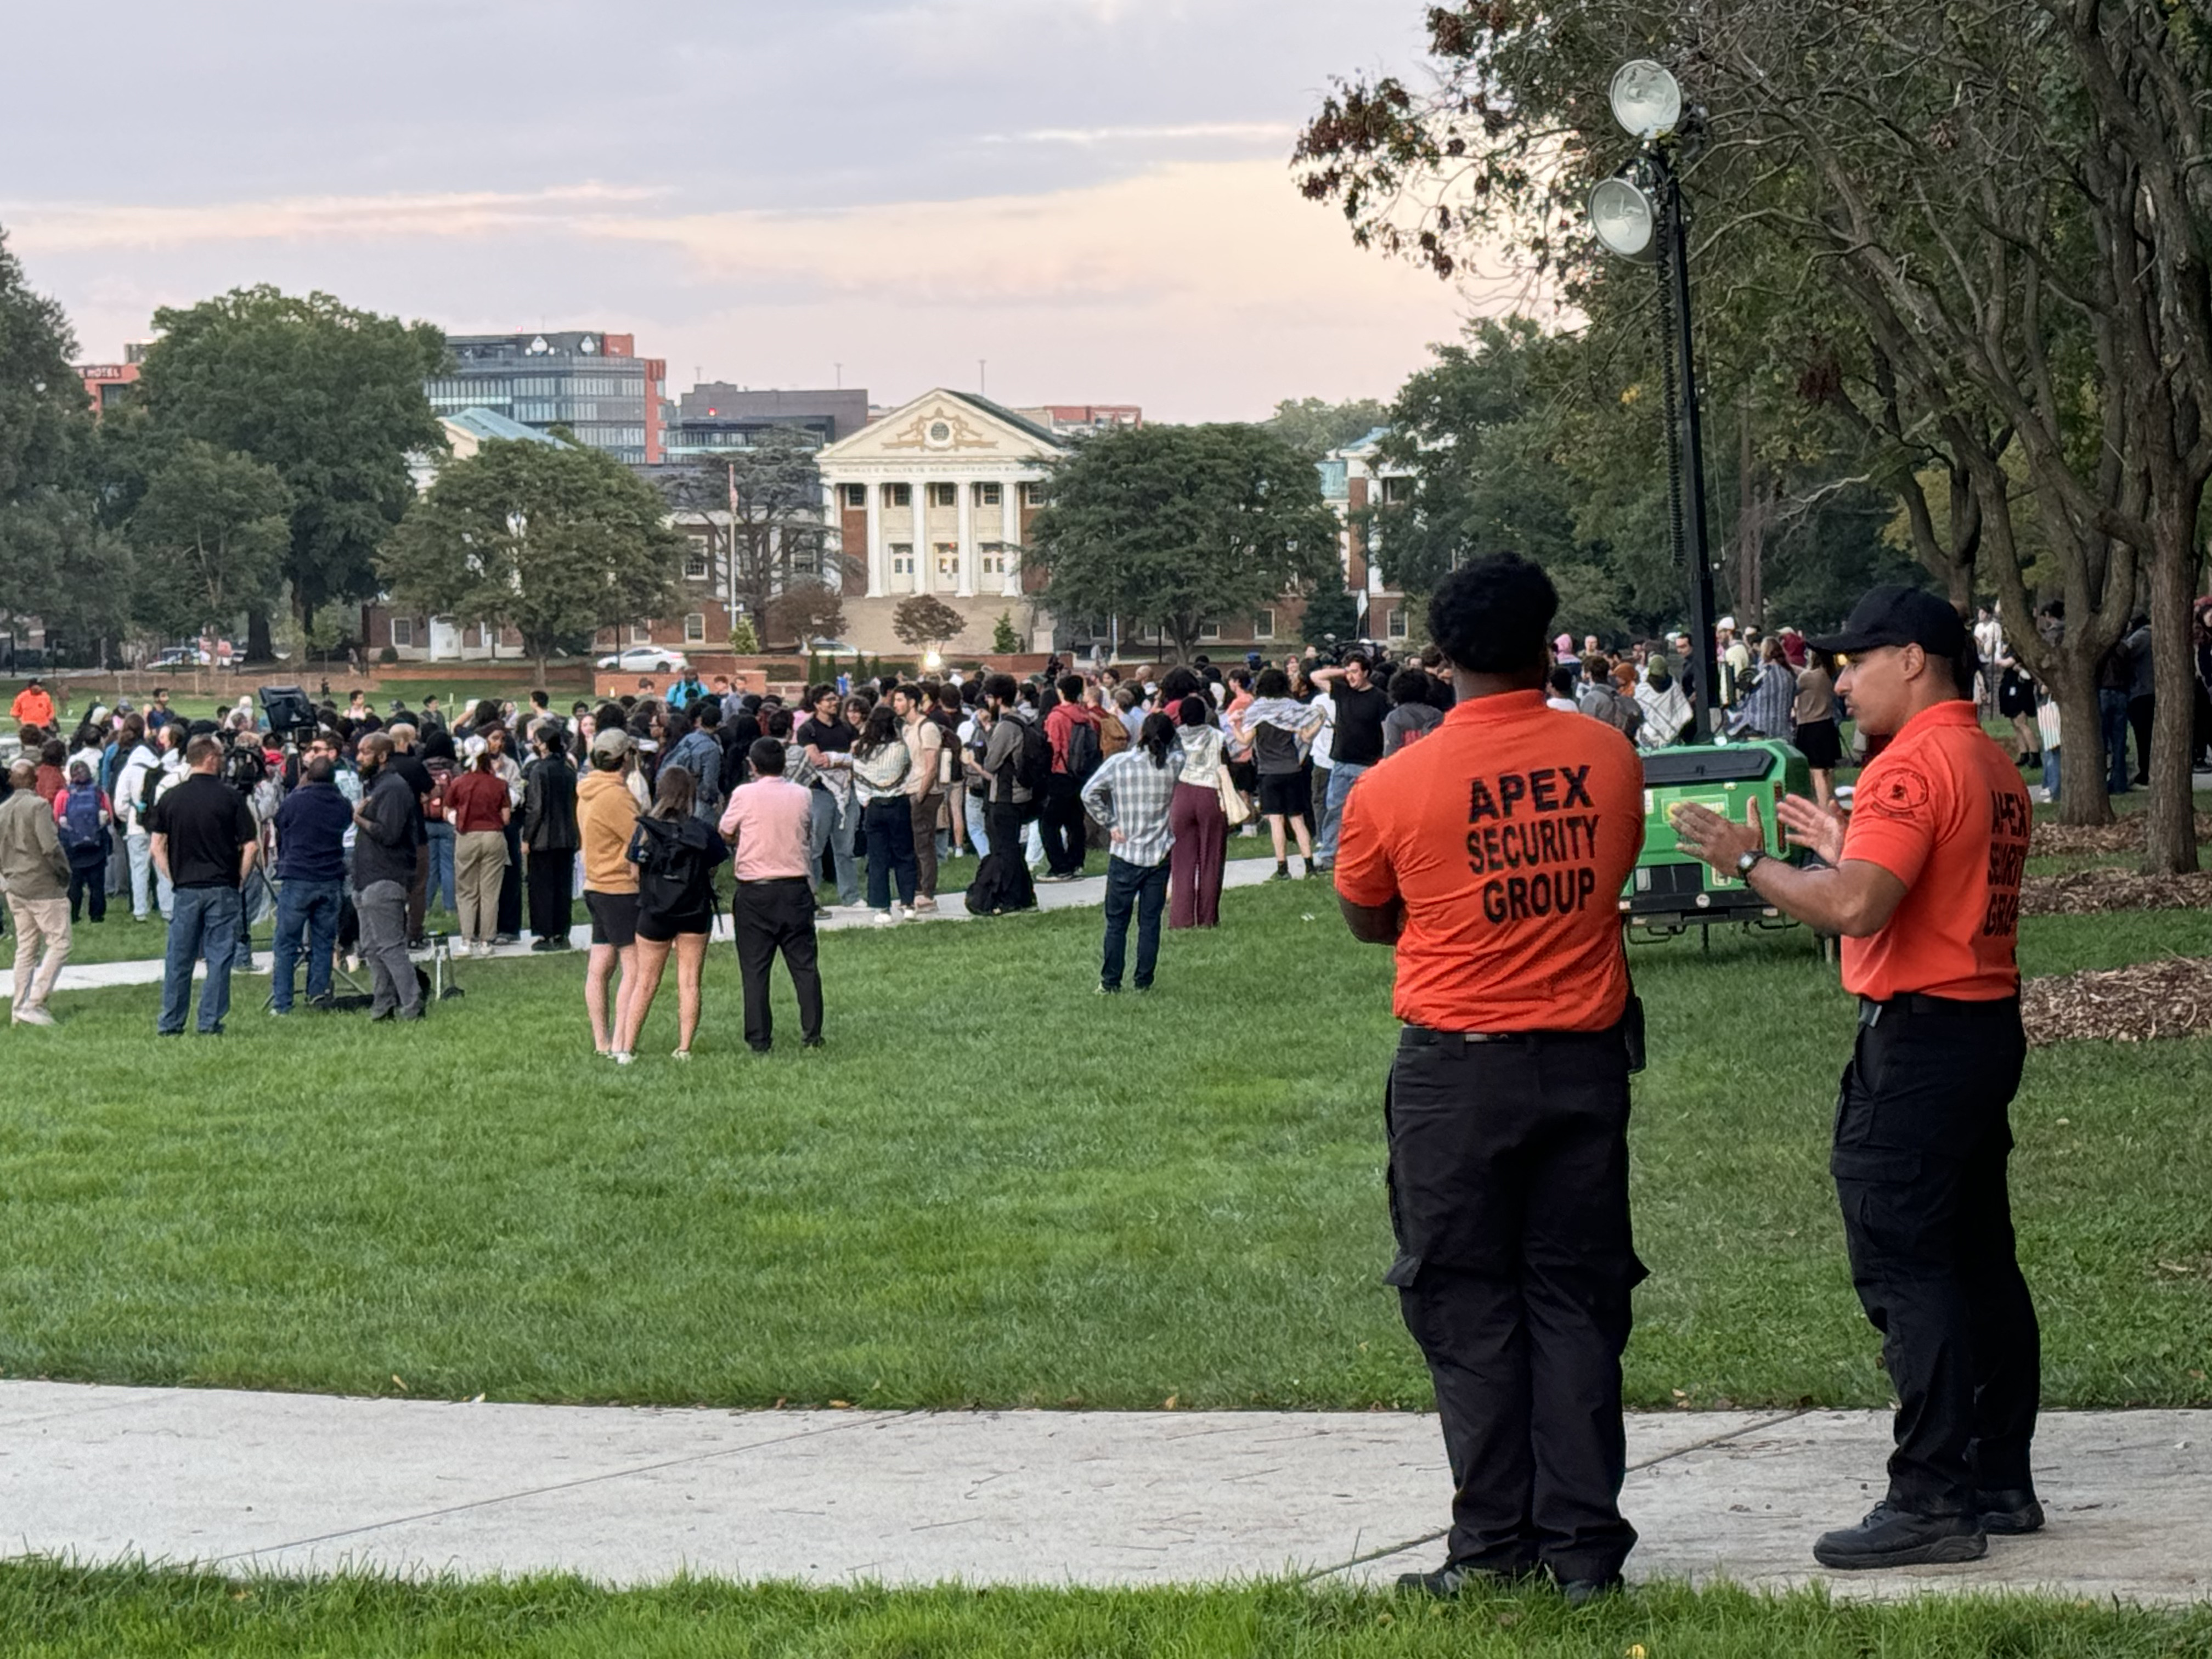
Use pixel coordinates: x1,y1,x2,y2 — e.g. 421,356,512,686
816,390,1069,655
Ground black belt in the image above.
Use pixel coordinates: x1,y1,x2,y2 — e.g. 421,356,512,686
1400,1024,1619,1047
1858,992,2021,1026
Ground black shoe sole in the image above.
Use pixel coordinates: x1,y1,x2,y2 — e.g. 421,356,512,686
1812,1533,1987,1570
1979,1506,2045,1535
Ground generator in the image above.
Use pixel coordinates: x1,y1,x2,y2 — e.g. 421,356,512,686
1623,739,1815,939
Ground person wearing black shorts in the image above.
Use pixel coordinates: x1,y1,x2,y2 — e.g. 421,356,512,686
613,765,727,1063
577,727,644,1057
1231,668,1322,881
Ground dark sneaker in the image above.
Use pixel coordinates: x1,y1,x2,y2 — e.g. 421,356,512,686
1812,1502,1985,1569
1559,1576,1625,1607
1976,1489,2045,1534
1393,1560,1539,1598
1268,866,1291,882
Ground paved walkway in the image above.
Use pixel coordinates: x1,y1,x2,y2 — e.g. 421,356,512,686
0,854,1295,1000
1,1383,2205,1599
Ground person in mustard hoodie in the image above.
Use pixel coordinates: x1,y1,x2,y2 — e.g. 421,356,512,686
575,726,643,1057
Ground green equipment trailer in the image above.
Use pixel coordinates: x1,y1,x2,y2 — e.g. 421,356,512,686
1623,738,1818,943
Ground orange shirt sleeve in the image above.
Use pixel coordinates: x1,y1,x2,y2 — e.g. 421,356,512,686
1842,751,1939,889
1333,774,1396,907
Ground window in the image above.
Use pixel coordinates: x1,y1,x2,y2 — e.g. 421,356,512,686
935,543,958,577
973,481,1001,506
1387,606,1408,639
842,483,867,509
684,613,707,644
883,483,912,507
1022,481,1047,506
980,543,1007,575
1381,475,1414,505
1254,608,1276,640
631,623,651,644
684,537,710,580
389,617,414,648
928,482,959,508
1199,620,1223,642
891,543,915,575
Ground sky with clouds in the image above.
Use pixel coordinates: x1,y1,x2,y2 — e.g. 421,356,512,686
3,0,1485,421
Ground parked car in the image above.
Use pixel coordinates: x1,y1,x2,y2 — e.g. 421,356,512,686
804,638,857,657
595,646,690,674
152,644,213,667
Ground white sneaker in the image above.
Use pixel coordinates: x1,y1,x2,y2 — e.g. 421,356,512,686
612,1050,634,1066
452,939,470,957
873,909,899,926
12,1006,55,1028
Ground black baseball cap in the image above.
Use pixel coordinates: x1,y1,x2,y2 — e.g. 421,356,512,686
1807,585,1968,657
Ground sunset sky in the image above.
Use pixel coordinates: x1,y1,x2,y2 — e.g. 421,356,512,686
5,0,1485,421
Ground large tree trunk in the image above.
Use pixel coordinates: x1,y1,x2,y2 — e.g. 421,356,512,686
2051,673,2113,828
2143,512,2203,874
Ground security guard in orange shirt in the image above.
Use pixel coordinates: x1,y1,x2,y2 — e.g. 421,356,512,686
1674,586,2039,1571
1337,554,1647,1602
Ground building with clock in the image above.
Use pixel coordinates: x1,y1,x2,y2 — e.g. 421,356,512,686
425,330,667,463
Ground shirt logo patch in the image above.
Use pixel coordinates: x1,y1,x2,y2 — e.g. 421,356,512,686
1858,768,1930,819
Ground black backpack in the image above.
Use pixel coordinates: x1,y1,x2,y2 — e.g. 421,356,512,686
1010,718,1053,802
629,817,710,918
137,753,166,819
1065,715,1104,785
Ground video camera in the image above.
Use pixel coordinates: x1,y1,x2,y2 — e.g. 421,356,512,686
259,684,318,742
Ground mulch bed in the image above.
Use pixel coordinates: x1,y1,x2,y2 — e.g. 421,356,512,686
2023,957,2212,1047
2032,812,2212,856
2020,869,2212,916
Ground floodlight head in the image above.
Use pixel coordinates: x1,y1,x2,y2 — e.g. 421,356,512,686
1609,59,1681,140
1589,176,1660,260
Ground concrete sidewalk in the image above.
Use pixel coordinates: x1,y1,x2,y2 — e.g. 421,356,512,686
0,854,1295,1001
1,1382,2205,1600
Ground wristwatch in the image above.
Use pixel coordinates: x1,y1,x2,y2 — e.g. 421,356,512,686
1735,848,1771,880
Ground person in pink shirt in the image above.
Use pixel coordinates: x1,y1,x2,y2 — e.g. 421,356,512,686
717,736,823,1052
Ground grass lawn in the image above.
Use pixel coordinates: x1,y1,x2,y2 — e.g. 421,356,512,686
1,877,2207,1414
4,1566,2211,1658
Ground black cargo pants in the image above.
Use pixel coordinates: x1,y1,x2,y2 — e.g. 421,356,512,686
1832,994,2039,1516
1384,1023,1645,1583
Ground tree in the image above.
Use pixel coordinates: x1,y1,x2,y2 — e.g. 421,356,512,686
0,225,109,663
1263,396,1391,458
992,611,1022,653
1026,424,1343,663
1299,582,1361,647
136,285,446,657
892,594,967,655
652,433,844,636
380,439,684,680
125,439,291,642
728,613,760,654
768,579,845,650
1297,1,2211,862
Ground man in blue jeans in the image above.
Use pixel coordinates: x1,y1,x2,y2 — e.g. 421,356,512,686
1310,654,1391,869
2096,639,2135,794
146,733,260,1036
269,754,353,1013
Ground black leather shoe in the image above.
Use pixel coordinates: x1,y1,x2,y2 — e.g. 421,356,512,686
1393,1560,1539,1598
1559,1576,1624,1607
1812,1502,1986,1569
1976,1489,2045,1534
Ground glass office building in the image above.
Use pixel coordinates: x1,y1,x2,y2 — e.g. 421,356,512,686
426,331,665,462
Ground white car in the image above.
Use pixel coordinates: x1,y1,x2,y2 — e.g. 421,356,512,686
596,646,690,674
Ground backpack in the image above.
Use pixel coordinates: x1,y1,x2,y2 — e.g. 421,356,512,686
58,784,105,859
629,816,711,919
1009,718,1053,802
1065,714,1104,784
137,753,166,820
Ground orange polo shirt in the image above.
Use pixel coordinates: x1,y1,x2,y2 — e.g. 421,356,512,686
1336,690,1645,1031
1841,699,2030,1002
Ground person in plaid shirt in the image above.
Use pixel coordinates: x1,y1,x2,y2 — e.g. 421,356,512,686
1080,713,1182,993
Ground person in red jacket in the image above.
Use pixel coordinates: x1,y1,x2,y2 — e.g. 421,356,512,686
1039,673,1102,882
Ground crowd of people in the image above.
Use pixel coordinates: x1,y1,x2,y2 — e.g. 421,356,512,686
7,595,2211,1038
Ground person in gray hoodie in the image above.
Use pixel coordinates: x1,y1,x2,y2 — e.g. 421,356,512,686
1,757,72,1025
